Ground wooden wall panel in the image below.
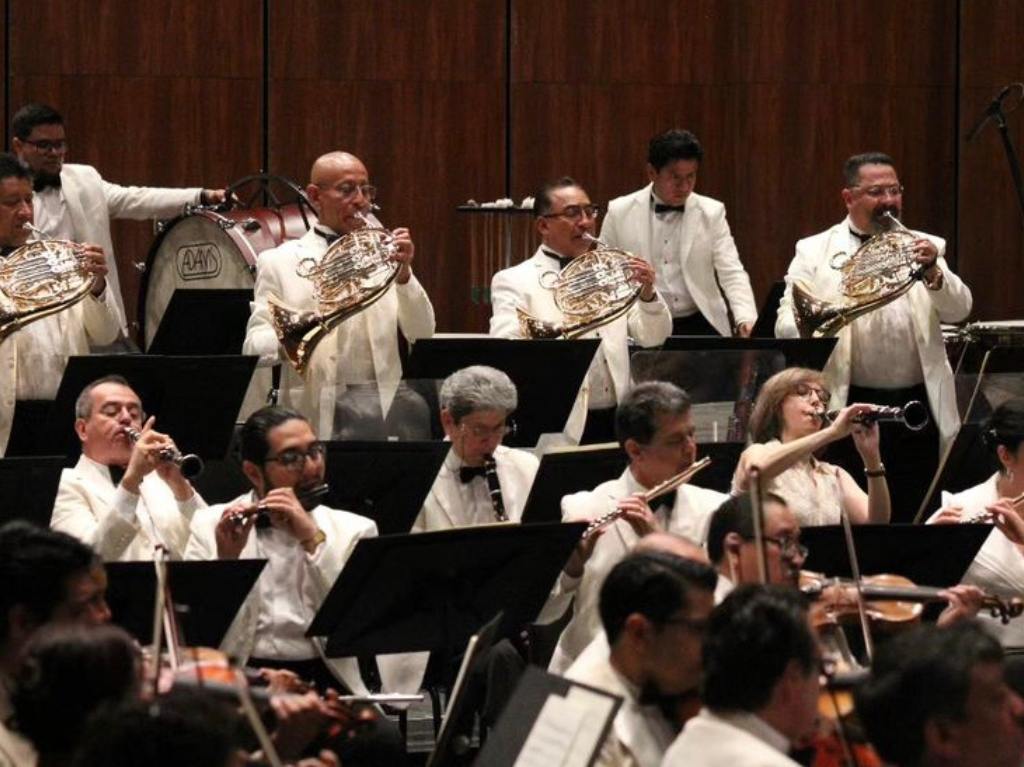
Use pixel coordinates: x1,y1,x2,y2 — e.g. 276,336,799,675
268,0,507,333
511,0,957,317
8,0,262,338
958,0,1024,322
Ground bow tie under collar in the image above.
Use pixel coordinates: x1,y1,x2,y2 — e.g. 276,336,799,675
33,174,61,192
654,202,685,215
542,249,575,270
315,227,340,245
653,489,677,512
849,227,871,244
459,465,488,483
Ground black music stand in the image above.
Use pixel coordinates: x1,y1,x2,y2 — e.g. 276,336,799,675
147,288,253,355
307,522,587,657
652,336,837,372
0,456,66,527
404,338,599,447
322,440,450,534
105,559,266,648
473,665,621,767
749,280,786,338
801,524,991,587
6,355,256,461
521,443,627,524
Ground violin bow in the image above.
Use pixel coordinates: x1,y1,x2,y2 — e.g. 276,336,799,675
839,506,875,663
749,466,769,584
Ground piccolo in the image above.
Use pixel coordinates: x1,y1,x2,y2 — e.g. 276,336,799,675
123,427,204,479
583,456,712,538
228,483,330,528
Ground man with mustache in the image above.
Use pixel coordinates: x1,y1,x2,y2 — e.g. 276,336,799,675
775,153,972,520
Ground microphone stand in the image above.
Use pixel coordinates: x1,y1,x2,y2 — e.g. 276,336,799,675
966,83,1024,226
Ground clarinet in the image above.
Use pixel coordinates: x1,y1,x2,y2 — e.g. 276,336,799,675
483,454,508,522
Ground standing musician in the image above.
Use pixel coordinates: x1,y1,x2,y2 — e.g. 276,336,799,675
549,381,726,673
776,152,972,520
731,367,892,527
411,365,538,531
50,375,206,561
0,152,119,456
10,103,226,334
489,176,670,444
244,151,435,437
600,128,757,338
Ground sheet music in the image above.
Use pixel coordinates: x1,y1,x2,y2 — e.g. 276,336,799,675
512,685,618,767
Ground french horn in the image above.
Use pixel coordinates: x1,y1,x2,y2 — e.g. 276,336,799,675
791,212,925,338
517,233,643,339
0,225,94,342
269,211,399,374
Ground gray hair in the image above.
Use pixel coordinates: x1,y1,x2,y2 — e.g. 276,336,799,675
615,381,691,446
74,375,133,419
439,365,518,422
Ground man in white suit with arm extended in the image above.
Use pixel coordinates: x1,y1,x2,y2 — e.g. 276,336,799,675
601,129,757,338
11,103,225,334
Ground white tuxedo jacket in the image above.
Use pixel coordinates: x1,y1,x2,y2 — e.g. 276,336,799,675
412,444,540,531
55,163,201,332
184,496,378,696
244,228,435,435
601,186,757,335
50,454,206,561
549,468,726,673
489,247,671,440
0,284,120,456
662,709,799,767
775,219,972,451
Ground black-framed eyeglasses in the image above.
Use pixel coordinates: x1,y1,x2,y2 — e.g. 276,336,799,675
22,138,67,152
264,442,327,469
850,184,904,199
763,535,809,561
792,382,831,407
540,204,600,222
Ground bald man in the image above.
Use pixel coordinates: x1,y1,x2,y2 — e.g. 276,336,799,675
244,152,435,435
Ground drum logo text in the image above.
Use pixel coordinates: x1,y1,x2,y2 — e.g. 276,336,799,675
176,242,222,280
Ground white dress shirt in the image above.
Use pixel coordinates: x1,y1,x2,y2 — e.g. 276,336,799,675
649,193,697,318
662,708,798,767
33,186,75,241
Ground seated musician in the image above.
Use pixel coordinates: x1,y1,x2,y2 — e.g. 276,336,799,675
243,151,435,435
50,375,206,561
0,152,119,456
855,622,1024,767
488,176,670,444
412,365,538,531
662,585,821,767
549,381,726,673
0,521,111,766
731,367,891,526
564,551,716,767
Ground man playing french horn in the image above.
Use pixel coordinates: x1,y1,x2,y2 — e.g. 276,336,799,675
489,177,670,444
775,152,972,521
0,152,120,456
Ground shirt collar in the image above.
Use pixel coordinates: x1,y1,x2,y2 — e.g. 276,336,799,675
711,710,791,755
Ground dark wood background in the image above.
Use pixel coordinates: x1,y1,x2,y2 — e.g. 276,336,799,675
3,0,1021,335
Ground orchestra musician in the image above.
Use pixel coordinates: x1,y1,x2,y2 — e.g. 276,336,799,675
775,152,972,520
50,375,206,561
730,367,892,527
489,176,670,444
411,365,539,531
0,152,119,456
600,128,757,338
243,151,435,437
549,381,726,673
10,103,226,335
564,551,717,767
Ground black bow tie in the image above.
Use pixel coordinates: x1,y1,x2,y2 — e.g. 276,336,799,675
849,227,871,244
0,246,15,258
653,490,677,512
315,227,340,245
542,249,574,270
33,173,61,192
109,465,126,486
459,465,487,483
654,202,685,215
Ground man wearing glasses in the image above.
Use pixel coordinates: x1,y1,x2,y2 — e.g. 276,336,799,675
412,365,538,531
775,152,972,521
10,103,226,334
244,151,435,438
50,375,206,561
489,177,670,444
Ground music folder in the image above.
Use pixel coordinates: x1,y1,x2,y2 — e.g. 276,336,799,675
105,559,266,648
307,521,587,657
147,288,253,355
403,337,600,448
0,456,67,527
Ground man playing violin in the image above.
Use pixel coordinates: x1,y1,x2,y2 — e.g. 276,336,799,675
0,152,119,456
50,375,206,561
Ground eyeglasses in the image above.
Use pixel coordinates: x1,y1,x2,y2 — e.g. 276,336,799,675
22,138,67,153
792,382,831,406
850,184,904,199
763,535,809,561
265,442,327,469
540,204,600,222
320,182,377,201
458,420,516,440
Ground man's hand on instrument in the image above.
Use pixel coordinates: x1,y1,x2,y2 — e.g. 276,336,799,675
617,494,663,537
936,584,985,627
78,243,108,296
269,690,330,761
199,188,227,206
261,488,320,544
215,501,255,559
122,416,170,491
626,257,657,301
564,525,605,578
931,505,964,525
390,227,415,284
912,238,942,285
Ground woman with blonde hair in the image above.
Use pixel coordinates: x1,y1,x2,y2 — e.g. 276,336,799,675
731,367,891,526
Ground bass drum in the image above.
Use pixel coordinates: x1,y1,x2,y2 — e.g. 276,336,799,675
140,204,315,418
